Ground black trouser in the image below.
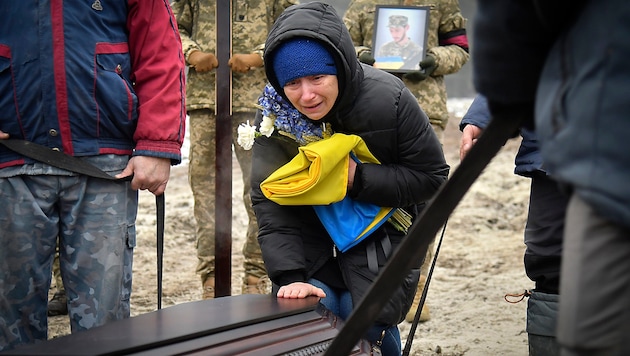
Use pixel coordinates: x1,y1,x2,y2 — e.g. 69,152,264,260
523,173,569,356
524,172,568,294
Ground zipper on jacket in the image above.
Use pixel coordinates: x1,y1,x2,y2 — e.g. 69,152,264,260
332,244,337,258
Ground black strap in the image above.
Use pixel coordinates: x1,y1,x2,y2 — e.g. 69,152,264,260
381,232,392,258
323,116,523,355
0,138,166,310
367,242,378,275
366,232,393,275
0,139,131,181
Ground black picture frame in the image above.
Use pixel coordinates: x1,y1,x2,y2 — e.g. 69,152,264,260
371,5,430,73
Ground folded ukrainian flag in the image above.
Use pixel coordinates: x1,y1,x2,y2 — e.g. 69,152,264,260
260,133,374,205
261,133,395,252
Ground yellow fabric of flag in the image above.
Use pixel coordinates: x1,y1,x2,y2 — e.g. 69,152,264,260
261,133,380,205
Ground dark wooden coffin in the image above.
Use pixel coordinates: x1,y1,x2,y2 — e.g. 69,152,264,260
3,294,378,356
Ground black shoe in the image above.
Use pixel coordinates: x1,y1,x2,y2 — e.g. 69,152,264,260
48,291,68,316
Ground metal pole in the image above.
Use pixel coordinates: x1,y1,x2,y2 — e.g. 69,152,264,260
156,194,165,309
215,0,233,297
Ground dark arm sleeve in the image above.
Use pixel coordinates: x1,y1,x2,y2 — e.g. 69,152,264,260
351,88,449,208
459,94,491,131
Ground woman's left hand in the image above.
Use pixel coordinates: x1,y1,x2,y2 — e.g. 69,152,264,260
277,282,326,299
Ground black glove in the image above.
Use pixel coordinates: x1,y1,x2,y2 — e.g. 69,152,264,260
402,55,437,83
358,51,375,66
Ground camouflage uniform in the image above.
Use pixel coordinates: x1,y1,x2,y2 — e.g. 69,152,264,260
171,0,297,295
343,0,469,323
0,156,136,350
343,0,470,140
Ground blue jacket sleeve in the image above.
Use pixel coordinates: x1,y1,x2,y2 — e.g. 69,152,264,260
459,94,491,131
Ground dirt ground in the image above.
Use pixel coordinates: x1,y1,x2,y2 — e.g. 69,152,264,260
48,99,534,355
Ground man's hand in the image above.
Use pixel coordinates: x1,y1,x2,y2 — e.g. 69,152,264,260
229,53,263,73
459,124,484,161
403,54,437,83
116,156,171,196
277,282,327,299
188,50,218,72
0,130,9,139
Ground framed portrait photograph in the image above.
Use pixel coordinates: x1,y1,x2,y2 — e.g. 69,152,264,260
371,5,430,73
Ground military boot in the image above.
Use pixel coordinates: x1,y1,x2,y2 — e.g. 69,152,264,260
242,275,272,295
201,275,215,300
48,290,68,316
405,275,430,323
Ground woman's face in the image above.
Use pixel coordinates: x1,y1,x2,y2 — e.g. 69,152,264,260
283,75,338,121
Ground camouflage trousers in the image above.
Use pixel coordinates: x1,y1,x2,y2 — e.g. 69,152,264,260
0,173,136,351
188,110,266,283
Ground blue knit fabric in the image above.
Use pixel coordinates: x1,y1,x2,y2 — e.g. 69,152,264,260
272,38,337,87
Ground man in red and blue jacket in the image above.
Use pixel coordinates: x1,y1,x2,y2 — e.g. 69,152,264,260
0,1,186,351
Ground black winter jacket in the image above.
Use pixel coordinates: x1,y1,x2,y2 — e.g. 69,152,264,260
251,2,449,325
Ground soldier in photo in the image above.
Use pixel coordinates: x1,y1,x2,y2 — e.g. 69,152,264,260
377,15,424,70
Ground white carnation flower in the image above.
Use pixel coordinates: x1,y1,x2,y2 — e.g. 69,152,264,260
259,115,275,137
237,121,257,150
